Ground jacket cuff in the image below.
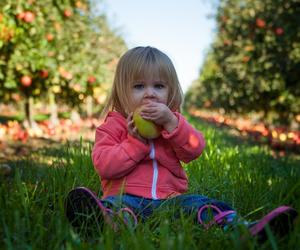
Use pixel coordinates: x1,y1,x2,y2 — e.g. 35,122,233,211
121,134,150,162
161,112,189,147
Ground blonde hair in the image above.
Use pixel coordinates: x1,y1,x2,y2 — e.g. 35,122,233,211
101,46,183,118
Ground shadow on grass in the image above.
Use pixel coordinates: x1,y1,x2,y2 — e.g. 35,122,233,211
2,137,98,194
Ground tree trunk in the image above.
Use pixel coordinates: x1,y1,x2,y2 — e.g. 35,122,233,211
23,97,36,128
71,108,81,123
86,95,93,118
49,92,59,126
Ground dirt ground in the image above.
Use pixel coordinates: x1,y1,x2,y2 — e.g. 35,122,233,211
0,128,95,163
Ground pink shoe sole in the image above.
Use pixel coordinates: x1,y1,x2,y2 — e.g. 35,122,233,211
249,206,298,242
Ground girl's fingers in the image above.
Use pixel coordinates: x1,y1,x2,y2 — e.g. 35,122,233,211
133,126,138,134
141,115,154,121
127,113,133,124
142,112,159,119
141,103,158,110
141,111,156,116
127,116,135,133
141,108,158,115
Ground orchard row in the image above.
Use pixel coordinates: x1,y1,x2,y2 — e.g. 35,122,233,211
187,0,300,128
0,0,127,127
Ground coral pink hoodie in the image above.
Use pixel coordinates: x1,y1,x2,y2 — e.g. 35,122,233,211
92,111,205,199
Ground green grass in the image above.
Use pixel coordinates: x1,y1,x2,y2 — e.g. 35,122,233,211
1,115,300,249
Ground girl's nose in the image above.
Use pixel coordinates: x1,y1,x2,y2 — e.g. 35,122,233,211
144,87,156,98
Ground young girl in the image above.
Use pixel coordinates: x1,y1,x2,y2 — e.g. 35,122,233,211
65,46,297,241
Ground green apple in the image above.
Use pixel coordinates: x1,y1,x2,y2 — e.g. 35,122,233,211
133,107,160,139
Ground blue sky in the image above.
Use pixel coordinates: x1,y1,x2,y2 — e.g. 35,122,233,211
101,0,217,93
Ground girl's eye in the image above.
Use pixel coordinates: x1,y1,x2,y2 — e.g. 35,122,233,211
133,83,144,89
155,84,165,89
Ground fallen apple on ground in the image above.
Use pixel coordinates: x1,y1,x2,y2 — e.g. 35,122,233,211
133,107,161,139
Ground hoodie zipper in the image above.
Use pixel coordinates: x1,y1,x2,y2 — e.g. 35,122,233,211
149,140,158,200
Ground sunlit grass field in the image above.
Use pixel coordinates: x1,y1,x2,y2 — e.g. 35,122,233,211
1,114,300,249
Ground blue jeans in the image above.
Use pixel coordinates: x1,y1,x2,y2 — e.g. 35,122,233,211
102,194,236,224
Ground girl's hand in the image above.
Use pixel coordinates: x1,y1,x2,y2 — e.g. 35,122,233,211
127,112,149,144
139,101,178,133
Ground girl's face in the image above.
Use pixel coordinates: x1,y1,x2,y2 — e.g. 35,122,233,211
129,72,169,112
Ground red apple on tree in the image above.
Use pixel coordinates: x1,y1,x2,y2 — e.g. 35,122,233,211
23,11,35,23
39,69,49,78
20,76,32,87
87,75,96,84
64,9,72,17
63,71,72,80
256,18,266,28
16,12,26,20
46,33,54,41
275,27,284,36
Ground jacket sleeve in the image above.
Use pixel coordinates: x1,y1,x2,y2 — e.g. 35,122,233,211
92,123,150,180
161,112,205,163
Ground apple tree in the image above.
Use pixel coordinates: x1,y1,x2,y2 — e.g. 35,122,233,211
0,0,126,127
187,0,300,127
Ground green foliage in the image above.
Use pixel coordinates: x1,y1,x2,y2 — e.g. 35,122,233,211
0,0,126,108
187,0,300,126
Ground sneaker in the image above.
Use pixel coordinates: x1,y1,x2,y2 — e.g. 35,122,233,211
65,187,138,235
65,187,114,235
248,206,298,243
